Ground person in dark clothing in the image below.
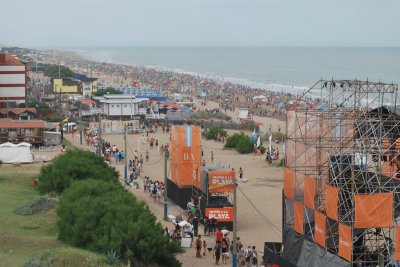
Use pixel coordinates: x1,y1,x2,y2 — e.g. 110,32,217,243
193,215,199,237
214,240,222,265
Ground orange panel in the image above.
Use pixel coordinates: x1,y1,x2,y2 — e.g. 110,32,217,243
396,227,400,260
304,176,316,209
293,201,304,235
314,212,326,247
354,193,393,228
326,185,339,220
208,170,235,193
339,223,352,262
284,168,295,199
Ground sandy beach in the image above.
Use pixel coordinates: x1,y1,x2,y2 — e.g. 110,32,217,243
58,100,285,266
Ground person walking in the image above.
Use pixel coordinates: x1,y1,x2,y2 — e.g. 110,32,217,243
211,151,214,163
238,167,244,179
195,235,202,258
213,240,222,265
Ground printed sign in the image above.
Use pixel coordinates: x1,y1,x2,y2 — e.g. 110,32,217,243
209,171,235,193
205,207,234,222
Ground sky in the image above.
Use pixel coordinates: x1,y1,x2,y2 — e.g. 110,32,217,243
1,0,399,47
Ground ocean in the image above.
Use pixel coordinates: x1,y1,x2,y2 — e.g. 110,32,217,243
71,46,400,93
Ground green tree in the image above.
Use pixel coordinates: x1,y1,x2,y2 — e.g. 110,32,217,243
206,126,227,140
94,87,122,96
224,133,254,154
45,65,75,78
38,149,118,194
58,180,182,266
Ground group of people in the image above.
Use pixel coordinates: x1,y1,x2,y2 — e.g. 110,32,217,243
144,177,164,203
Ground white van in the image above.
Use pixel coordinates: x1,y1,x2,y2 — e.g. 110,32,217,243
63,122,77,133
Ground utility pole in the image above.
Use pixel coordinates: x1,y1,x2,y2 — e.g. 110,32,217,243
124,126,128,183
97,113,102,156
163,147,169,220
232,178,238,267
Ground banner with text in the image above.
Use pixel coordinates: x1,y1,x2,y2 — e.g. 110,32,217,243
208,170,235,193
205,207,234,222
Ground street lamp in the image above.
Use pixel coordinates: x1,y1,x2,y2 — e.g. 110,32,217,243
163,147,170,221
232,178,247,267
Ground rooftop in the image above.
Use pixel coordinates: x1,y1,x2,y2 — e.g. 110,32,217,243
0,54,25,66
0,118,45,129
0,108,37,115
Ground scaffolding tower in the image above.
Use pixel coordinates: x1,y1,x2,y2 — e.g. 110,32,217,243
282,79,400,266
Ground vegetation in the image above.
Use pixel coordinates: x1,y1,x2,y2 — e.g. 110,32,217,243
44,65,75,78
37,150,118,195
224,133,255,154
191,111,231,121
27,102,50,110
18,103,27,108
14,197,57,216
94,87,122,96
0,165,121,267
206,126,228,140
58,179,182,266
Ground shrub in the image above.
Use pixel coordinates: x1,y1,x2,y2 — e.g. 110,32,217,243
37,149,118,194
206,126,227,140
14,197,57,215
224,133,255,154
58,180,182,266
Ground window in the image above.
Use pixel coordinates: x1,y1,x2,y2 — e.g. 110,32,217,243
116,105,120,108
111,105,114,108
124,105,127,108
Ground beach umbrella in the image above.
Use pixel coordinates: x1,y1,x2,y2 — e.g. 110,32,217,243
255,122,263,126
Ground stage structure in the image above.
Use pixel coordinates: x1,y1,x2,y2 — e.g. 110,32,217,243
282,80,400,266
168,125,202,209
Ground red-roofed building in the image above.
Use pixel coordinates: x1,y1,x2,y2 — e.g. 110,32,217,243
0,108,37,120
0,118,46,144
0,54,27,108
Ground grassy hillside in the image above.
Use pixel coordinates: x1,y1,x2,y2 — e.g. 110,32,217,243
0,164,123,267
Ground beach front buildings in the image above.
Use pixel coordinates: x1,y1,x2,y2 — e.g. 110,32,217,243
0,54,27,108
94,94,148,118
52,77,98,98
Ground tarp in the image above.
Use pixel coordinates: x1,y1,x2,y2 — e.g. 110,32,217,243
282,227,304,265
326,185,339,220
284,168,295,199
294,201,304,235
297,237,351,267
396,227,400,260
338,223,352,262
0,143,33,163
354,193,393,228
314,211,326,248
304,176,316,209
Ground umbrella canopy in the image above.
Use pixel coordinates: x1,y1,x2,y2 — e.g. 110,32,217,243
255,122,263,126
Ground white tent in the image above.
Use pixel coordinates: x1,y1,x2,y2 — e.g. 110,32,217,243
0,142,33,163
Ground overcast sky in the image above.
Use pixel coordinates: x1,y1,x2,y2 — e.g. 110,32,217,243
1,0,399,47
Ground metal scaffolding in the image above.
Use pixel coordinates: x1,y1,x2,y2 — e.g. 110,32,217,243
283,79,400,266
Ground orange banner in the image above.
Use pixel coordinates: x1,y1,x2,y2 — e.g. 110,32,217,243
294,201,304,235
205,207,234,222
354,193,393,228
304,176,316,209
284,168,295,199
326,185,339,220
314,211,326,248
208,170,235,193
395,227,400,260
339,223,352,262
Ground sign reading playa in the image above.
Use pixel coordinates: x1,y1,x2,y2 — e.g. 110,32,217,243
205,207,234,222
208,170,235,193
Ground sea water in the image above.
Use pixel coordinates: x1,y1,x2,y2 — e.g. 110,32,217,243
70,46,400,93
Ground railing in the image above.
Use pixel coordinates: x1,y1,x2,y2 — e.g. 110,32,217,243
146,113,166,119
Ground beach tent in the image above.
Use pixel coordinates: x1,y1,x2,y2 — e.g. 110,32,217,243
0,142,33,163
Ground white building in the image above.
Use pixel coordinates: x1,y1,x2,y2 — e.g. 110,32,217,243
0,54,27,107
94,94,148,117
